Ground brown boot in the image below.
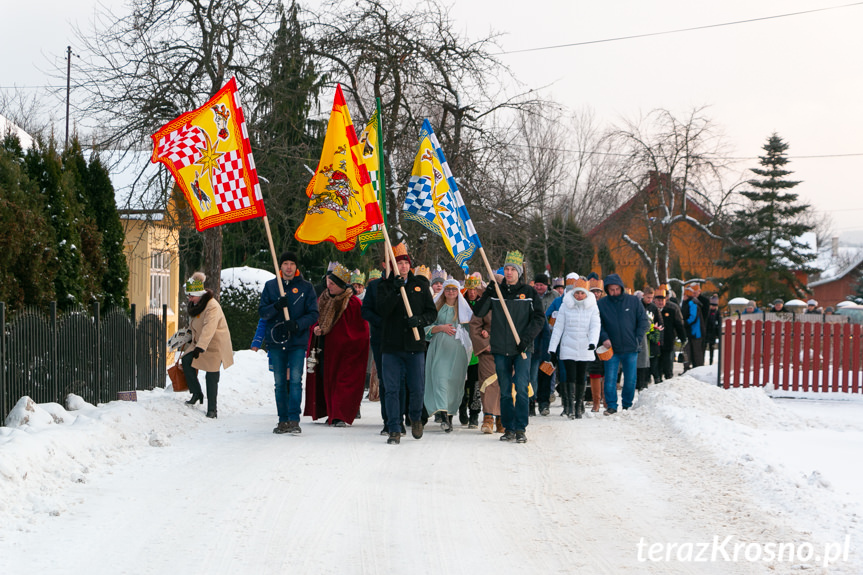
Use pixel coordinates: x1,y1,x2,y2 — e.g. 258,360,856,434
495,416,504,433
481,414,494,434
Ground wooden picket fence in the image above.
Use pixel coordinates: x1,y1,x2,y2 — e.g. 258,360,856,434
721,319,863,393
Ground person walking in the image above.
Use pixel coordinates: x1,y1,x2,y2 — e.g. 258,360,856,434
655,286,686,381
304,263,369,427
259,251,319,435
469,277,503,434
547,278,601,419
361,261,391,435
473,250,546,443
681,286,705,370
181,272,234,419
376,243,438,445
597,274,649,415
424,279,473,432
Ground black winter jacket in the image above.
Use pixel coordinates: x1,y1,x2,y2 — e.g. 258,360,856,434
376,271,438,353
473,279,546,356
659,301,687,351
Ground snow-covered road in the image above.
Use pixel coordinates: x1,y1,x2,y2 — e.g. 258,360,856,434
1,351,860,574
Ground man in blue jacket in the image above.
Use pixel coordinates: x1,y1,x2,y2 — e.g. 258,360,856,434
259,251,319,435
597,274,649,415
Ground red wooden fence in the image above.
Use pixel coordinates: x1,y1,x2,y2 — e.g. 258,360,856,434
721,319,863,393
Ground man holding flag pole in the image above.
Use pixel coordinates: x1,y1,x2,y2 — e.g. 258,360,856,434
402,119,544,442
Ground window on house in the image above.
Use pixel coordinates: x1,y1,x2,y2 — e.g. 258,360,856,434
150,251,171,313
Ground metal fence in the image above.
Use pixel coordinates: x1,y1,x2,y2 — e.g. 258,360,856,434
0,302,167,421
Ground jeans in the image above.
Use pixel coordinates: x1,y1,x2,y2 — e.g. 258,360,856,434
270,347,306,422
382,351,424,433
604,351,638,410
495,353,531,432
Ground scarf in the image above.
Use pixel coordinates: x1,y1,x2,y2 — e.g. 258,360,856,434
317,288,353,336
187,290,213,317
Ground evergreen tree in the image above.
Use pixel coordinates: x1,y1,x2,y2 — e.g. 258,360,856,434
720,134,816,301
87,153,130,309
597,242,616,277
546,213,593,276
0,135,56,310
24,139,89,310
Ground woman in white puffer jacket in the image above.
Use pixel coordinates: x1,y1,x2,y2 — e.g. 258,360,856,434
548,278,601,418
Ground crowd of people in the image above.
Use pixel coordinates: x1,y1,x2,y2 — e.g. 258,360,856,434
179,244,724,444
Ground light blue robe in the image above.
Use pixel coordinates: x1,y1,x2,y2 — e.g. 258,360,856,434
424,304,470,415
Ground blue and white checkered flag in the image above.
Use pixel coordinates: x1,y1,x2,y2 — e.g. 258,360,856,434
403,120,481,273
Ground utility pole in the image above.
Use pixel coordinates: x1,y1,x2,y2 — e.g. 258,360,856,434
65,45,72,150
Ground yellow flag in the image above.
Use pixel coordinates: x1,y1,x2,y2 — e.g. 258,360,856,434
295,85,383,251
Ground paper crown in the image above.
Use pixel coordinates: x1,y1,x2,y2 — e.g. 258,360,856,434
392,242,409,262
350,269,365,285
368,269,382,281
185,276,206,295
588,277,604,291
329,262,351,285
565,273,579,286
464,273,482,290
655,286,667,297
504,250,524,270
413,265,431,280
573,278,590,292
552,277,565,288
326,261,337,273
430,268,447,283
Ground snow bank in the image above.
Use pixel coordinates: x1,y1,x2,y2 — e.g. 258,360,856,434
221,266,274,292
0,350,270,528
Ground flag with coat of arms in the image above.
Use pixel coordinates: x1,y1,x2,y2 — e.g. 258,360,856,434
150,77,265,231
295,84,384,251
356,107,388,252
402,119,481,273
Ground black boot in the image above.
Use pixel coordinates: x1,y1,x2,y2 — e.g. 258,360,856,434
458,399,469,425
529,401,537,417
575,381,586,419
468,411,479,429
185,393,203,405
206,377,218,417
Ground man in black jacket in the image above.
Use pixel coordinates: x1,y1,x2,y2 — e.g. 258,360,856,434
361,259,391,434
655,287,686,381
473,251,545,443
376,244,437,445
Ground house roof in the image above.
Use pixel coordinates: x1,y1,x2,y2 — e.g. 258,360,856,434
0,114,34,150
808,245,863,287
587,171,714,237
102,149,169,220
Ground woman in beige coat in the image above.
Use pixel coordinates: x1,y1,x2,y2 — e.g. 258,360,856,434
182,272,234,418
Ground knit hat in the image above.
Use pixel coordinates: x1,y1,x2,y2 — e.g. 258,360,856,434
552,277,564,289
807,299,817,306
773,298,784,306
278,251,298,267
534,273,550,286
413,265,431,280
464,272,482,290
503,250,524,276
184,272,207,297
350,269,365,285
573,278,590,294
327,262,351,289
368,269,382,281
565,272,579,287
392,242,411,264
431,268,447,285
710,294,719,304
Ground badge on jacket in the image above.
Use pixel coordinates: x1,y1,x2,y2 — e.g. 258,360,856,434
414,286,421,292
519,294,525,299
292,288,298,293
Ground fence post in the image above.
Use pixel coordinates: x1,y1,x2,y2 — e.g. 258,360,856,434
161,304,168,388
130,304,137,391
717,316,723,387
50,302,58,405
93,301,101,404
0,302,5,420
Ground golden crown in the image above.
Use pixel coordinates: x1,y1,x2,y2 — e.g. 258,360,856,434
330,262,351,284
413,265,431,280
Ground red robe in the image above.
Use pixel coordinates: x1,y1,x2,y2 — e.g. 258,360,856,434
304,296,369,424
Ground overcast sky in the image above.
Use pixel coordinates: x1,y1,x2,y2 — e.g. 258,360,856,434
4,0,863,241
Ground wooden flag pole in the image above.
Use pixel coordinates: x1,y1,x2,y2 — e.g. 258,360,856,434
380,226,422,341
262,215,290,321
478,247,526,359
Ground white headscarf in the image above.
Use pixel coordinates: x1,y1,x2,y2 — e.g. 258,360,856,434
434,279,474,323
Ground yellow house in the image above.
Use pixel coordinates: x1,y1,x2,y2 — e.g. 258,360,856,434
119,208,180,340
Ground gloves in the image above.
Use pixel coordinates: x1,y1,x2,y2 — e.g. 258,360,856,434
406,315,421,329
274,295,290,310
549,351,558,366
189,347,205,359
516,339,529,354
484,282,497,297
588,343,596,351
286,319,299,333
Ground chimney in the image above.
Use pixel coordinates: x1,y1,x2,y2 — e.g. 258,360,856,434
832,237,839,259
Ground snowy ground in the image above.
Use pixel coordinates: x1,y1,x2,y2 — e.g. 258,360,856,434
1,352,860,574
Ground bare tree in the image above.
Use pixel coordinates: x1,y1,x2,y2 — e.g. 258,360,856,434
68,0,280,297
597,108,738,285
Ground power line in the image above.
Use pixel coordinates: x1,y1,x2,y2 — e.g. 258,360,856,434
499,2,863,55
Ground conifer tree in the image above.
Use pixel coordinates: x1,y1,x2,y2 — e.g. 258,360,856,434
720,134,816,301
87,153,129,309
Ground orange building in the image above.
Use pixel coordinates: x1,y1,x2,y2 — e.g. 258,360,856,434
587,172,726,294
